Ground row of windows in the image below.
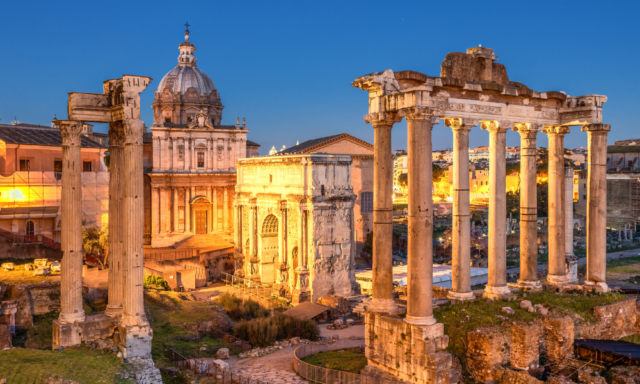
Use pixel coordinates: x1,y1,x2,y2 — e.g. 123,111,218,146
19,159,92,172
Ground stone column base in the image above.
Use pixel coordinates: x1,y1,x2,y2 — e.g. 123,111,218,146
514,280,543,292
364,313,458,384
566,255,579,283
368,298,400,315
53,314,117,349
584,280,610,293
117,322,153,359
547,274,572,286
447,290,475,301
483,285,515,300
234,269,245,278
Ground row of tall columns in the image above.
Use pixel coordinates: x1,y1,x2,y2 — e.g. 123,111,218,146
152,186,232,234
565,167,576,258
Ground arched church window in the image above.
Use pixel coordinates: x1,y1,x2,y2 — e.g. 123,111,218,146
262,215,278,235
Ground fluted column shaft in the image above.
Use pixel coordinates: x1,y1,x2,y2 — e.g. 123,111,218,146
446,118,476,301
515,124,541,290
583,124,611,291
184,187,191,233
173,188,179,233
404,108,438,324
482,121,511,299
58,121,86,324
367,112,399,314
224,187,229,231
106,127,124,317
545,126,570,285
122,119,146,326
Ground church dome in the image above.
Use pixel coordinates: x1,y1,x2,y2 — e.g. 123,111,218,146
158,65,217,96
156,29,217,97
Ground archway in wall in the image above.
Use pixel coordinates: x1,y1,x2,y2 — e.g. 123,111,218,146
26,221,35,236
261,214,278,284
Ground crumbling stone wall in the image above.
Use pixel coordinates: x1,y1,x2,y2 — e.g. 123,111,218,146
575,298,638,340
544,315,574,361
466,327,508,382
1,282,61,329
510,322,542,370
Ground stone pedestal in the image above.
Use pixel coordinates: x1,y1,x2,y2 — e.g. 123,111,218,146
582,124,611,293
53,314,116,349
117,323,153,359
292,266,310,304
515,123,542,291
482,121,514,300
362,312,458,384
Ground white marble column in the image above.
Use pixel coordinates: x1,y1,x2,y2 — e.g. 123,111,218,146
544,126,570,286
565,167,575,257
582,123,611,292
482,121,513,299
57,120,86,324
514,123,542,291
446,117,477,301
122,118,146,327
106,126,124,317
403,107,438,325
366,112,401,314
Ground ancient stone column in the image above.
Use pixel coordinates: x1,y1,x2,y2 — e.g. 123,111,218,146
151,187,159,234
106,126,124,317
482,121,512,299
213,188,218,231
173,188,179,233
582,123,611,292
184,187,191,233
565,166,578,282
446,118,477,301
514,123,542,291
224,187,229,231
57,121,86,324
121,118,147,327
402,107,437,324
365,112,400,314
544,126,571,286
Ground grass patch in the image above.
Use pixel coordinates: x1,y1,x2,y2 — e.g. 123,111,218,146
300,347,367,374
0,267,60,285
621,335,640,344
0,346,132,384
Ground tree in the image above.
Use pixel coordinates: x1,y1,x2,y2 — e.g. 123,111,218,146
398,173,408,188
432,164,445,183
471,210,485,225
82,226,109,269
506,189,520,218
362,231,373,255
506,162,520,176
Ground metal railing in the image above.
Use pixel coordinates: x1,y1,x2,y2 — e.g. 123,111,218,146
0,228,61,250
293,339,366,384
221,272,291,312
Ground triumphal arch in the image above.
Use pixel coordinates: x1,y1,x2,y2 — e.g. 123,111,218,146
52,75,153,359
353,46,608,384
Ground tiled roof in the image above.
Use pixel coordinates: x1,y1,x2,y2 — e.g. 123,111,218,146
608,145,640,153
280,133,373,155
246,140,260,147
0,124,105,148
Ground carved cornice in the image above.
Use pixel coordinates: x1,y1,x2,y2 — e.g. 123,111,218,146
480,120,512,133
364,112,402,128
57,120,83,147
581,123,611,133
444,117,478,131
542,125,571,136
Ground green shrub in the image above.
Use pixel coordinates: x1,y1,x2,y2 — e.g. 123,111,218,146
233,313,320,347
215,293,270,321
143,275,170,290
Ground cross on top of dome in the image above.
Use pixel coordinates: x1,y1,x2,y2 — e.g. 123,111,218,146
178,23,196,65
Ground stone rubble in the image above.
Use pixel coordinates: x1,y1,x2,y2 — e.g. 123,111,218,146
128,356,163,384
233,366,309,384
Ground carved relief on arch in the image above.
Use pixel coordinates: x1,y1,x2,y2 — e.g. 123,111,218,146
161,89,174,102
185,87,200,103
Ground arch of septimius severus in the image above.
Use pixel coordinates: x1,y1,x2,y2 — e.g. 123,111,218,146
52,75,153,358
353,46,608,384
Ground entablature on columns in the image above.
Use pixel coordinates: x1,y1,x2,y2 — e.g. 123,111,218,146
352,52,607,127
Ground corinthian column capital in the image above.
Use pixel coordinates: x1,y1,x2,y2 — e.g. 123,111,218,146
108,122,125,147
123,118,145,145
480,120,512,133
543,125,571,136
57,120,83,147
364,112,402,128
581,123,611,133
444,117,478,131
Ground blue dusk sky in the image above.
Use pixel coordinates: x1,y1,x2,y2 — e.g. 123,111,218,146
1,0,638,155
